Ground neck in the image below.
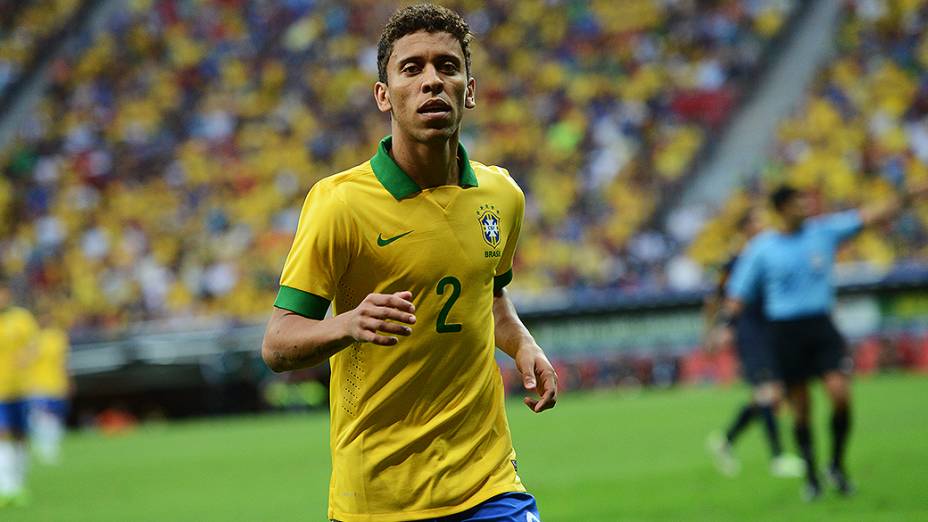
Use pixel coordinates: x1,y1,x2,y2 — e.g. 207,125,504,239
389,130,460,189
782,220,802,234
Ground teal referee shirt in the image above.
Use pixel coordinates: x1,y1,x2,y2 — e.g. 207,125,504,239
727,211,863,320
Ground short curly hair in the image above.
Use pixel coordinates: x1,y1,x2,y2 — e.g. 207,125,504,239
770,185,800,212
377,4,473,84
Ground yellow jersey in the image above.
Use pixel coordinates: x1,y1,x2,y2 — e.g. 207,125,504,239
27,327,70,398
275,136,526,521
0,306,40,401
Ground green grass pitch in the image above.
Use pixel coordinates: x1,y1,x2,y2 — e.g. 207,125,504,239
6,374,928,521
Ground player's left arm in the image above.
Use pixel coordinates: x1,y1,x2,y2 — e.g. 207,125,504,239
19,311,41,368
491,169,557,413
493,287,558,413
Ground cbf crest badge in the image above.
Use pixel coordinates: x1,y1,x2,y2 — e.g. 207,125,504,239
476,204,502,249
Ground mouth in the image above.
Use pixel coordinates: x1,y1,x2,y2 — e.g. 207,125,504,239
417,99,452,117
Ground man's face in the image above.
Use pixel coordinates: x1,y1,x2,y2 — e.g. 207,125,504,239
374,31,476,144
744,208,766,237
780,193,812,228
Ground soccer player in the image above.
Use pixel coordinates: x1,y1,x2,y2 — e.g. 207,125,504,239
0,280,40,507
26,314,71,465
706,208,803,478
723,184,926,500
260,5,557,521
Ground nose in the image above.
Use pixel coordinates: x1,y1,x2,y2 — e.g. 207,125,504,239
420,64,444,94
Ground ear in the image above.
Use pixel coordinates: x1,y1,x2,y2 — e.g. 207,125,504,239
464,77,476,109
374,81,392,113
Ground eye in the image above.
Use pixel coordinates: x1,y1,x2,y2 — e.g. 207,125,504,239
440,61,458,73
402,63,421,74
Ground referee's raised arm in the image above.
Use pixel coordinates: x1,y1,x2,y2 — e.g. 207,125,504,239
857,181,928,227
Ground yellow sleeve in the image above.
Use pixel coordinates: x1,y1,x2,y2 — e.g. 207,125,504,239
46,329,70,357
23,310,40,340
15,309,40,369
274,180,355,319
15,308,40,347
494,170,524,292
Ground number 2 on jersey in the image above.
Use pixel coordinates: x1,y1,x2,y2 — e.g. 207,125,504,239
435,276,463,333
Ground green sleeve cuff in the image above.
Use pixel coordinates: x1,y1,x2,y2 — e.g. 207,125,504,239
493,269,513,293
274,286,330,319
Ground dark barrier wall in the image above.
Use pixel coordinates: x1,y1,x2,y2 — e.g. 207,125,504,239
69,275,928,421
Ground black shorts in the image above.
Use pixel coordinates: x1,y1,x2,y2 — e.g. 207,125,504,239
735,318,778,385
769,315,852,385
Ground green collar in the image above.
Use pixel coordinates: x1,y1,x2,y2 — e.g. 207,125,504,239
370,136,478,199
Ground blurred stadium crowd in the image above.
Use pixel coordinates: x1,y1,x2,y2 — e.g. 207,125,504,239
3,0,927,338
0,0,798,336
690,0,928,271
0,0,81,96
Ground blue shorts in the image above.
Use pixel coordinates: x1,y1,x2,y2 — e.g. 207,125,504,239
437,492,540,522
0,400,29,433
29,397,69,420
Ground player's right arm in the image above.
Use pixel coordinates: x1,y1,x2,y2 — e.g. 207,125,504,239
704,257,737,323
16,309,41,371
703,259,733,353
262,292,416,372
261,180,415,372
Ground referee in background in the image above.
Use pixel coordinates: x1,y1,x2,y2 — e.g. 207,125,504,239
721,184,926,501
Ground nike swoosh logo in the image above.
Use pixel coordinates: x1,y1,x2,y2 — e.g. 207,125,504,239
377,231,413,247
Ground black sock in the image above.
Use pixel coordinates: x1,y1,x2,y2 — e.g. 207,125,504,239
757,404,783,458
794,423,818,484
831,408,851,471
725,403,757,444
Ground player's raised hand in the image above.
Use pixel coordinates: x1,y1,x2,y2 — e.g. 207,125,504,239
343,291,417,346
516,345,558,413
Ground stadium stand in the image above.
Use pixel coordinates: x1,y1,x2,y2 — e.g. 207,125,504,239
0,0,798,336
0,0,81,96
689,0,928,274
